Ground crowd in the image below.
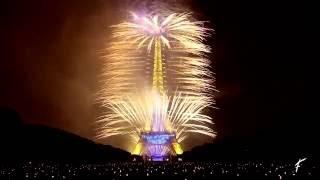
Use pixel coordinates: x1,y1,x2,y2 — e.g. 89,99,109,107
0,160,318,179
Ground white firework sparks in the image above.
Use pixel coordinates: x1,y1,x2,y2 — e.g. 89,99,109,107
97,11,216,153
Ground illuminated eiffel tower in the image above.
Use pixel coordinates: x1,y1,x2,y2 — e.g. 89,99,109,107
131,37,183,160
152,37,165,95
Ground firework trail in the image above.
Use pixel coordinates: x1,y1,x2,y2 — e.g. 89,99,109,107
97,4,216,155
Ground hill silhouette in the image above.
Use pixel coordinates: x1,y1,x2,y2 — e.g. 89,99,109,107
1,107,318,163
0,107,130,162
182,136,319,161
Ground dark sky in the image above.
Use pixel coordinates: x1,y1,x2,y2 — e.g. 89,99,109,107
0,0,315,149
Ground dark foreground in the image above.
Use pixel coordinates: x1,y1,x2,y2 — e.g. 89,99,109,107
1,160,319,179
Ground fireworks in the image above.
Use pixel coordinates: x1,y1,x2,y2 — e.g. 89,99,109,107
97,10,216,157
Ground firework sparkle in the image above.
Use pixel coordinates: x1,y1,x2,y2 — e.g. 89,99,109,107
97,9,216,156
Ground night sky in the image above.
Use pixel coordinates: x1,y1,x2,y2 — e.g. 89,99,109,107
0,0,315,150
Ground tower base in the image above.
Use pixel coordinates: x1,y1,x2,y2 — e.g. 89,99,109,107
131,132,183,161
